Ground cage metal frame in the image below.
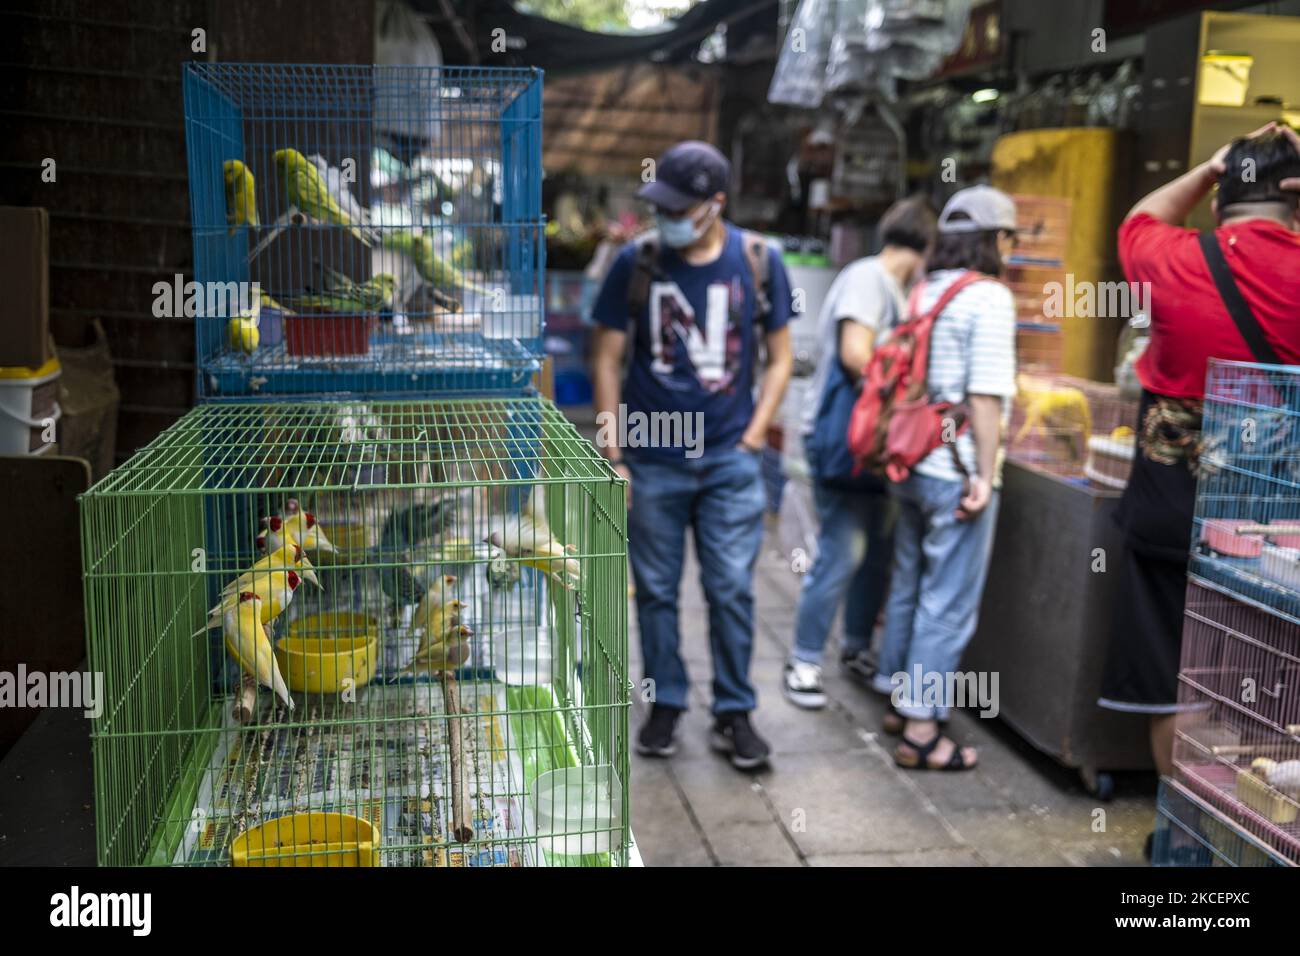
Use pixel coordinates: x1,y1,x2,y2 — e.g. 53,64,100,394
81,397,630,867
182,63,546,400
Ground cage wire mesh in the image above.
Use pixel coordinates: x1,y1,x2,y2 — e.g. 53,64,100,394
81,398,630,867
1005,373,1138,485
1172,360,1300,866
182,63,544,399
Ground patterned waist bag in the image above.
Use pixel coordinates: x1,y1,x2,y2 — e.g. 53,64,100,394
1140,395,1204,471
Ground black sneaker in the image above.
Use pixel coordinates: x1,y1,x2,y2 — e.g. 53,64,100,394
840,649,876,683
636,704,682,757
710,712,771,770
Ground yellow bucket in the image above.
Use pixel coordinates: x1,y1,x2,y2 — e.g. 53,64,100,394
277,612,378,694
230,812,378,867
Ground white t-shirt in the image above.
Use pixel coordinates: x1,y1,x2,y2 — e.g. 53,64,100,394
801,256,906,436
911,269,1017,483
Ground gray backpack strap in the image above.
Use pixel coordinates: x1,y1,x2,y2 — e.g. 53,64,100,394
740,229,772,325
624,231,661,376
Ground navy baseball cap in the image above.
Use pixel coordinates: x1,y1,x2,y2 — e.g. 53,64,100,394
636,140,730,213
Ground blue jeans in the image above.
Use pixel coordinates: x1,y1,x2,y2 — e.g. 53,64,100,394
792,479,896,666
627,447,766,714
870,472,1000,720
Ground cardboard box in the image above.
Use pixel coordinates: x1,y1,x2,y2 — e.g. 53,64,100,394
0,206,51,369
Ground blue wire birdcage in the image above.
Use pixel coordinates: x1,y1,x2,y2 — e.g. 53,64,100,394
1173,359,1300,868
182,63,545,399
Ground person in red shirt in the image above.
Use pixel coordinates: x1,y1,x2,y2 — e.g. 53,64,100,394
1100,125,1300,807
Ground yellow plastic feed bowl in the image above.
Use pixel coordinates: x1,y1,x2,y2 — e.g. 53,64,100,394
276,613,378,694
230,811,378,867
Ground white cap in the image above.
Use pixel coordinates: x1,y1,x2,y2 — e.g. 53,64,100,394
937,185,1018,234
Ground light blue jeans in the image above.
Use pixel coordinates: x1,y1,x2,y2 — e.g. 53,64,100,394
792,479,896,666
627,447,767,715
870,471,1000,720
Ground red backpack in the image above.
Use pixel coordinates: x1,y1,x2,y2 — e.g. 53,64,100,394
846,271,993,483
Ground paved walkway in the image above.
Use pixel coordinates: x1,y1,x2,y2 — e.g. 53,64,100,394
627,522,1157,866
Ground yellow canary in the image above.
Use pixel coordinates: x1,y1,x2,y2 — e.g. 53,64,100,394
273,148,370,247
223,592,293,711
223,159,259,236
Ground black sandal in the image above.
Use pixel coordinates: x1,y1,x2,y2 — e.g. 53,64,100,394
894,732,977,771
883,710,949,736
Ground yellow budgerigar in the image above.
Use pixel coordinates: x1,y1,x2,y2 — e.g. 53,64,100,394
223,159,259,236
273,148,370,247
383,228,487,295
223,592,294,711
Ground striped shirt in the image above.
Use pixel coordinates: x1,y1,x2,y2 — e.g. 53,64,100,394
911,270,1017,483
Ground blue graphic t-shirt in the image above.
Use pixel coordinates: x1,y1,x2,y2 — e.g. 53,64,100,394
592,223,793,459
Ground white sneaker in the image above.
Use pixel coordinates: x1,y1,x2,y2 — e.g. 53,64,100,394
783,660,827,709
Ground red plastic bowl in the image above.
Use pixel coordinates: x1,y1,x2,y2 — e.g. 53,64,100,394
285,315,372,357
1203,519,1264,557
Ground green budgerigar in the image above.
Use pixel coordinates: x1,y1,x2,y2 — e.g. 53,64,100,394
223,159,259,236
274,147,371,247
383,228,486,295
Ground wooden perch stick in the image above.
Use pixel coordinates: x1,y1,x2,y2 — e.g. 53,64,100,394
232,673,258,724
443,673,474,844
1232,524,1300,537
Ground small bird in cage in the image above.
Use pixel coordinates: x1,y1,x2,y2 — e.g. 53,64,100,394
223,159,259,236
383,228,488,296
195,567,307,638
404,594,467,675
223,592,294,712
257,500,338,555
273,148,371,247
404,623,474,676
1251,757,1300,798
486,487,580,590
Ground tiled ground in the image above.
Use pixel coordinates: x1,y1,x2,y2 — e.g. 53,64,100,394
625,524,1157,867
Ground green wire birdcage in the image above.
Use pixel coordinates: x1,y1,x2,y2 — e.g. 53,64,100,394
80,397,629,867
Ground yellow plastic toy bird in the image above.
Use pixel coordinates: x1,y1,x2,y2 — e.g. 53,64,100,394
224,592,294,712
273,148,371,247
1014,374,1092,462
224,159,259,236
486,486,580,589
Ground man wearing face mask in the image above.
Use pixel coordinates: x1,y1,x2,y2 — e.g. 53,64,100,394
590,140,794,771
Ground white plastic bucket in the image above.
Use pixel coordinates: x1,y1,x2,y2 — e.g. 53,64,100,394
0,357,61,455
